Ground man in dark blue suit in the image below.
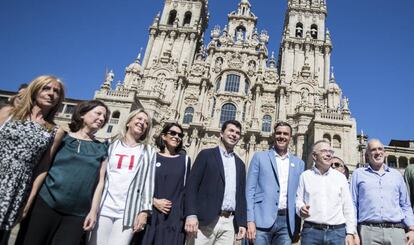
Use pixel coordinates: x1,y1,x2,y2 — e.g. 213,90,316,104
246,122,304,245
185,120,247,245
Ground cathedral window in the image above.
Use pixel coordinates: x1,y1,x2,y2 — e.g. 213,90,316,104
242,102,247,121
295,23,303,38
110,111,120,124
410,158,414,165
244,79,250,95
399,157,408,169
167,10,177,25
311,24,318,39
112,111,120,119
323,133,331,144
220,103,237,126
225,74,240,93
387,155,397,168
215,76,221,92
183,107,194,124
65,105,76,114
333,135,341,148
211,97,216,117
183,11,192,26
262,115,272,132
107,125,113,133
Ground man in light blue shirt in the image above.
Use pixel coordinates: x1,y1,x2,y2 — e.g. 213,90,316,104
351,139,414,245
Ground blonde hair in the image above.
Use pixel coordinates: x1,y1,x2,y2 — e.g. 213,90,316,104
11,75,65,126
115,109,152,144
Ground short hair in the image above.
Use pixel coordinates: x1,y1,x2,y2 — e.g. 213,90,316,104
155,122,184,153
18,83,28,91
11,75,65,126
311,139,330,154
273,121,292,135
68,100,110,133
221,120,242,133
366,138,384,151
116,109,152,144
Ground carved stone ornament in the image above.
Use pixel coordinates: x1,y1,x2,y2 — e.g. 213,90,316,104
190,63,205,77
228,52,243,70
184,93,198,105
261,104,276,114
264,70,279,84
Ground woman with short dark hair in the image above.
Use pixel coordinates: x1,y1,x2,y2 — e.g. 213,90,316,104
141,122,191,245
18,100,110,245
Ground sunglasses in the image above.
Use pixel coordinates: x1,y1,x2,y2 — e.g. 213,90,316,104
167,130,184,139
332,162,344,168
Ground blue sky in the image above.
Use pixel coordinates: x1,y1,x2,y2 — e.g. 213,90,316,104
0,0,413,144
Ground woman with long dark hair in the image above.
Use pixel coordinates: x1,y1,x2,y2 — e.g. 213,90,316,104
141,122,191,245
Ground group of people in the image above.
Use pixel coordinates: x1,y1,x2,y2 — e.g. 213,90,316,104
0,74,414,245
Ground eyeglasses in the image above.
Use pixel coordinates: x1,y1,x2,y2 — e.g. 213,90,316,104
318,149,335,155
167,130,184,139
332,162,344,169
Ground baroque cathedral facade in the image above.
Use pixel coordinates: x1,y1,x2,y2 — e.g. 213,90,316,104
93,0,358,167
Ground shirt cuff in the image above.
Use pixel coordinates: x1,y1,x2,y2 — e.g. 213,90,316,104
186,215,198,221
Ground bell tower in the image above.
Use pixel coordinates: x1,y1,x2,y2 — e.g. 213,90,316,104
141,0,209,71
278,0,331,88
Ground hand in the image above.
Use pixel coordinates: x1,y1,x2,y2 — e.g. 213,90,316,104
21,200,32,220
353,233,360,245
153,198,172,214
406,230,414,245
236,226,246,240
133,212,148,233
292,232,301,243
246,221,256,241
83,211,97,231
300,205,310,218
184,217,199,237
345,234,354,245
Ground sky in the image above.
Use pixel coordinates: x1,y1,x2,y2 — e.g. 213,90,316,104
0,0,413,144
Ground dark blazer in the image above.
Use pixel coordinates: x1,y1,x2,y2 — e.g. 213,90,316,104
185,146,247,231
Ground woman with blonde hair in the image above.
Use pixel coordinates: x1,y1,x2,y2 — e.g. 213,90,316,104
0,75,65,244
89,109,156,245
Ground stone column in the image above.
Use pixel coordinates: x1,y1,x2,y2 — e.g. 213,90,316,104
142,30,156,68
251,87,261,129
157,31,168,60
178,33,187,66
188,33,197,65
176,81,186,120
196,80,207,122
188,128,199,159
324,46,331,88
170,78,184,120
278,87,287,121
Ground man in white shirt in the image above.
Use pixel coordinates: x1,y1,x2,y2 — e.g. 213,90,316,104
296,140,357,245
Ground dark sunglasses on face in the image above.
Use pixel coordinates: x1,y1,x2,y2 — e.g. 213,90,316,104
332,162,344,168
167,130,184,139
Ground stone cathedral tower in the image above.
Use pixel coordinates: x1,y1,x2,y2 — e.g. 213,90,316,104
94,0,359,167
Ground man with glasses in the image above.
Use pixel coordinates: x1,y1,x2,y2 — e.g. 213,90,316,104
351,139,414,245
296,140,356,245
246,122,304,245
185,120,247,245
